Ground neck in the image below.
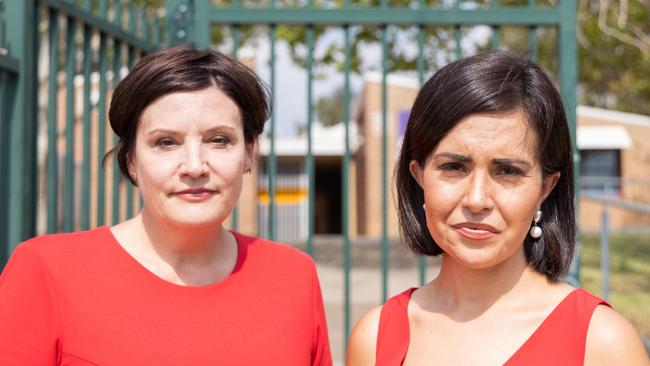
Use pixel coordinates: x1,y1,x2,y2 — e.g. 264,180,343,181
140,210,228,264
426,248,548,319
111,210,238,286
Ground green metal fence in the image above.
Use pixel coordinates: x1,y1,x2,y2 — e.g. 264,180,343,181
189,0,577,352
0,0,163,259
1,0,578,361
0,0,19,266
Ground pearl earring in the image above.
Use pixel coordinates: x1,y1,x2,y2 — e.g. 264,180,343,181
529,210,542,239
422,203,426,210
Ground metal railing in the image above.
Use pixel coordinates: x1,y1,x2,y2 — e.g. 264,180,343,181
0,0,165,260
2,0,578,360
0,0,19,266
190,0,578,354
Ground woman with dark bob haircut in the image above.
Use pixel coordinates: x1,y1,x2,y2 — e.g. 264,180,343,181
0,46,331,365
347,51,649,365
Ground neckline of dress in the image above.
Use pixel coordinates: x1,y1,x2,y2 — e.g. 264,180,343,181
401,287,581,364
101,225,247,291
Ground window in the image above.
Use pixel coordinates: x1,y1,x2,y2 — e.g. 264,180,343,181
579,149,621,195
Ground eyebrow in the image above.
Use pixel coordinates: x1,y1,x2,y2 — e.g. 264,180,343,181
433,153,533,167
147,126,237,136
431,153,472,163
492,158,533,168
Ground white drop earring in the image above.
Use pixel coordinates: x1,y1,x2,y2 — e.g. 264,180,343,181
422,203,426,210
529,210,542,239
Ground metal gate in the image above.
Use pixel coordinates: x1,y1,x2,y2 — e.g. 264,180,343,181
182,0,578,348
1,0,578,360
1,0,163,259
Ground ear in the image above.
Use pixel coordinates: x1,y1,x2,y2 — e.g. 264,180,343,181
127,151,137,181
409,160,424,189
538,172,560,206
244,138,256,171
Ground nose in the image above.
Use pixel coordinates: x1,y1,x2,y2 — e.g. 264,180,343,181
462,170,494,213
180,143,208,178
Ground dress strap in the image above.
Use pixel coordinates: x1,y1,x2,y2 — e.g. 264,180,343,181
375,288,416,366
505,288,610,365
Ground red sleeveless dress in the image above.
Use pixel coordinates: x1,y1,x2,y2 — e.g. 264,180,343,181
376,288,609,365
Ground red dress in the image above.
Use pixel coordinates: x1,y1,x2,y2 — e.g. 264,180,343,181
0,227,332,365
376,287,608,365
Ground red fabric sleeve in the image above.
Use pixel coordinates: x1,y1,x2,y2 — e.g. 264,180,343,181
0,243,61,365
310,263,332,366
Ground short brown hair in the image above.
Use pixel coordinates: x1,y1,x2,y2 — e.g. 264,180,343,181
106,46,271,185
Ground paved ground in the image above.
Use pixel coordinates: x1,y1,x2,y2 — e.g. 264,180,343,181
289,236,441,365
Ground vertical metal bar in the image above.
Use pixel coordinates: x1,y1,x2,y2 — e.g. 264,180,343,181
230,24,240,231
97,33,108,226
490,0,500,52
100,0,108,18
114,0,123,27
193,0,211,48
5,0,38,254
491,26,500,50
417,24,427,286
140,6,148,41
126,46,136,219
81,24,92,230
380,24,389,302
128,2,136,33
64,18,76,232
305,24,315,257
0,7,5,50
47,8,60,233
559,0,579,285
267,24,277,240
528,26,538,62
600,206,610,301
232,25,240,59
153,14,161,45
84,0,92,12
454,25,462,60
342,23,352,354
0,70,8,264
112,40,122,225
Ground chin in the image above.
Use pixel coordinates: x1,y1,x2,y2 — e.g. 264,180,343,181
166,212,228,229
445,246,506,270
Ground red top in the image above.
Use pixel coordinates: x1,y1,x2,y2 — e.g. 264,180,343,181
0,227,332,366
376,287,609,365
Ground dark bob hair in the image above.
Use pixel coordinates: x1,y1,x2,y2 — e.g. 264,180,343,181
396,51,575,281
106,46,271,185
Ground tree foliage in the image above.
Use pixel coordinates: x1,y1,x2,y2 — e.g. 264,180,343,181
578,0,650,114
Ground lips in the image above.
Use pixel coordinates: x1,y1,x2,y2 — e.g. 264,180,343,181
452,222,499,240
173,188,216,202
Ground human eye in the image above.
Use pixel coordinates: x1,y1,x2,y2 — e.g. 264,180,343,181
495,164,524,176
154,137,176,149
438,162,467,173
208,135,231,147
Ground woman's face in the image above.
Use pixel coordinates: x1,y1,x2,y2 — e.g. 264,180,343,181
410,109,559,270
129,86,253,229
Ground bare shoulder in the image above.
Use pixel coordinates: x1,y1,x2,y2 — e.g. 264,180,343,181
346,305,383,366
585,304,650,366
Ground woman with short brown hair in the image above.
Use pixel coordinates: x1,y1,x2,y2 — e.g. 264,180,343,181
0,46,332,365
